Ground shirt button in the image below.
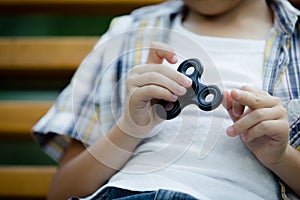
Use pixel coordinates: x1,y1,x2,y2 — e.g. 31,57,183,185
278,52,285,65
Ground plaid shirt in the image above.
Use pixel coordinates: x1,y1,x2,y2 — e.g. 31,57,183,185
33,0,300,199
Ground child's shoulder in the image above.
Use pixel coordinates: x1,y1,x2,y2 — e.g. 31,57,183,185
103,1,183,38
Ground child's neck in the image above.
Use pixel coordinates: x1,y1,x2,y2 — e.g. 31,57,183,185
182,0,273,40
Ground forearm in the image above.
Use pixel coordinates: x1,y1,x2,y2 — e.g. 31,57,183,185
48,123,142,200
268,145,300,197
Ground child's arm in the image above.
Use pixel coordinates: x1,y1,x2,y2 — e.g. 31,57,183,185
223,86,300,196
47,42,192,200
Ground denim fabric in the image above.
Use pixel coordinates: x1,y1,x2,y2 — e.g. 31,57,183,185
70,187,199,200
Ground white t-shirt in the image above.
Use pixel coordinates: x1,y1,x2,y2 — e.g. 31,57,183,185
83,15,278,200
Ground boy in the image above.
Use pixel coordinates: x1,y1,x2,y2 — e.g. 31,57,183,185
33,0,300,199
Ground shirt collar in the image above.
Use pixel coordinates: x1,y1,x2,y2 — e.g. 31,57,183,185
269,0,300,35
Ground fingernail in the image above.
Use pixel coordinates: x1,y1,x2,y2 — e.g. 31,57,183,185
184,77,192,86
171,55,178,63
171,94,178,101
177,86,186,94
234,90,241,100
242,132,248,142
227,126,235,136
233,108,240,117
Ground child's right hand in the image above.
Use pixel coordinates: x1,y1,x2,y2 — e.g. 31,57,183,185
118,42,192,138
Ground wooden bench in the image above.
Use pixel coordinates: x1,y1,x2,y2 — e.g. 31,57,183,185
0,36,99,199
0,1,164,199
0,166,56,198
1,0,298,199
0,0,165,15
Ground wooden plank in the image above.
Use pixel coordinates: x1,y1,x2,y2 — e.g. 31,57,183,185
0,0,164,5
0,37,98,71
0,37,98,70
0,166,55,197
0,101,53,136
0,0,165,15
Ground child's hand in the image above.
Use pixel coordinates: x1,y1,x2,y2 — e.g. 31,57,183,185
222,86,290,168
118,42,192,137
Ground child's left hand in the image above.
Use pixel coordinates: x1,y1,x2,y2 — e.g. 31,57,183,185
222,86,290,168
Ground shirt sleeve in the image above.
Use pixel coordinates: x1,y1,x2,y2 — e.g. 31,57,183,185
32,15,133,162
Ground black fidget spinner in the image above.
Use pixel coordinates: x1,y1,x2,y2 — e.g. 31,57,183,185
156,58,223,120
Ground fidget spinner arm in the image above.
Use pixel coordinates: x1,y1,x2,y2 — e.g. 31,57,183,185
156,58,223,120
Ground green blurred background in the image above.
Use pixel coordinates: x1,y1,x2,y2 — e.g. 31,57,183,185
0,13,115,166
0,15,113,37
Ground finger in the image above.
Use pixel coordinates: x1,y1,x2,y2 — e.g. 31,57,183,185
240,85,269,95
232,100,245,117
127,72,188,96
222,90,241,122
222,90,232,110
231,89,280,110
226,106,284,137
131,64,192,88
241,119,289,142
131,85,178,105
146,42,178,64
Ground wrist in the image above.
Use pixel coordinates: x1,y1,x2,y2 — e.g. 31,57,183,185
116,115,153,139
266,145,293,174
266,145,300,196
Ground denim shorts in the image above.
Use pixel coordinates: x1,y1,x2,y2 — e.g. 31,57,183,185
70,187,199,200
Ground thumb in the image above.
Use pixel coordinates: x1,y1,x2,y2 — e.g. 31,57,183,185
146,42,178,64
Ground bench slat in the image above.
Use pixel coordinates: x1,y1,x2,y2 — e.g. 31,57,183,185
0,101,53,137
0,0,163,4
0,37,98,71
0,166,55,197
0,0,165,14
